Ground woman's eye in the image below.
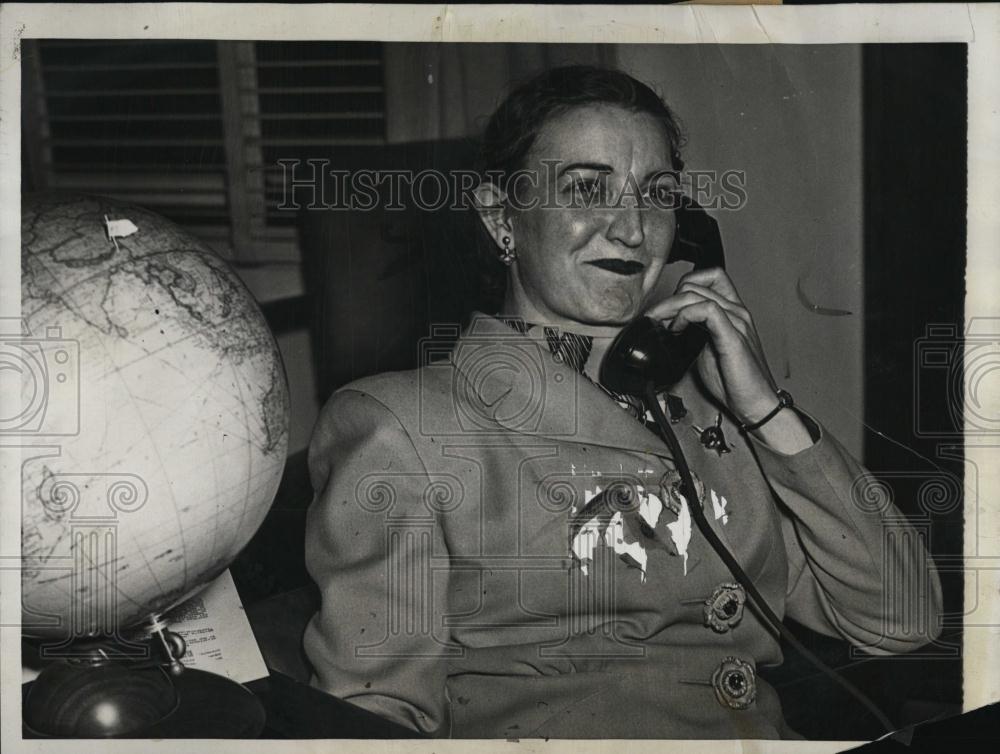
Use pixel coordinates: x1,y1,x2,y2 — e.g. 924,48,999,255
647,184,682,208
569,178,605,202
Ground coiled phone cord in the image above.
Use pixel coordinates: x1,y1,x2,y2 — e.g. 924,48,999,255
642,382,898,737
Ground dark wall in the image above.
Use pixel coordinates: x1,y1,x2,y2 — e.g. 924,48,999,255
863,39,967,711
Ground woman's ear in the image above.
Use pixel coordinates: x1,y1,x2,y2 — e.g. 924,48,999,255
473,182,514,250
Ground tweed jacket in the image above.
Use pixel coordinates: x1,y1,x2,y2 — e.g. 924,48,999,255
303,312,942,739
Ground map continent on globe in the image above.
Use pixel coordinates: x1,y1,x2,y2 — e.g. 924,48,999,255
17,194,290,640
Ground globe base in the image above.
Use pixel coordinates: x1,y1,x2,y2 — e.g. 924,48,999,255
24,661,266,738
24,659,178,737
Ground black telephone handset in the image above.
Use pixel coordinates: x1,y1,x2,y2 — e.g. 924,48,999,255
599,196,725,394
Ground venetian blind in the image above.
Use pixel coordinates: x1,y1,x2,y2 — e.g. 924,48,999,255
22,39,386,264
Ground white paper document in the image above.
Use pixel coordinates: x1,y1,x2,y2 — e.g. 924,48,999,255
159,569,269,684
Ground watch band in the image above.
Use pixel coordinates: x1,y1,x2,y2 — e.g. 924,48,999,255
738,389,794,434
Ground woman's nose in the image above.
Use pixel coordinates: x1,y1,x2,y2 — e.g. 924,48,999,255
606,204,645,248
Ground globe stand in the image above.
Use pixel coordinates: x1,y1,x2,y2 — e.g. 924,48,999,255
23,614,266,738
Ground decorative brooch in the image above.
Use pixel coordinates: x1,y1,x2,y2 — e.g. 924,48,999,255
692,412,732,456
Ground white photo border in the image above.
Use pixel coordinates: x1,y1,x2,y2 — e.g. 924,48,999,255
1,4,996,754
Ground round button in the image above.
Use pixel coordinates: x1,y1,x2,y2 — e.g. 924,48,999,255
711,656,756,710
704,582,746,633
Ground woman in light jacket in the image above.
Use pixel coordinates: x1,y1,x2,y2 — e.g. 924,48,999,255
303,65,942,739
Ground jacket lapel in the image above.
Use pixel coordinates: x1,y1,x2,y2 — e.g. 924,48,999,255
451,313,673,459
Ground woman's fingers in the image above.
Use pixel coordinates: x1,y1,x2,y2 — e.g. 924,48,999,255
644,290,703,321
666,298,744,353
645,272,779,420
666,298,778,417
674,266,745,306
674,281,752,330
659,287,772,367
645,289,749,338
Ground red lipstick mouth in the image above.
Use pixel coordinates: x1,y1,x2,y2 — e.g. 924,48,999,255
586,259,645,276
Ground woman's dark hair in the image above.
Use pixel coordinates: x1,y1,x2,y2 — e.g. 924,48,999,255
479,65,685,180
472,65,686,308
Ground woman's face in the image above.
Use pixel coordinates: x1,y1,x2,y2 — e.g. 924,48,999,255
501,104,679,330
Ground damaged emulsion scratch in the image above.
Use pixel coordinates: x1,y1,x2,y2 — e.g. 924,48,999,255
750,6,775,45
795,276,853,316
432,4,455,42
11,23,26,61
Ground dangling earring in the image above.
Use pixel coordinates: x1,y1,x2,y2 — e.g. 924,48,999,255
498,235,516,265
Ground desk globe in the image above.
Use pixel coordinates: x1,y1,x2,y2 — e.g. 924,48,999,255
18,193,289,736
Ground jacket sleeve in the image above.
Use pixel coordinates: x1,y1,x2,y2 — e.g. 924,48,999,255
747,409,943,654
302,388,453,735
